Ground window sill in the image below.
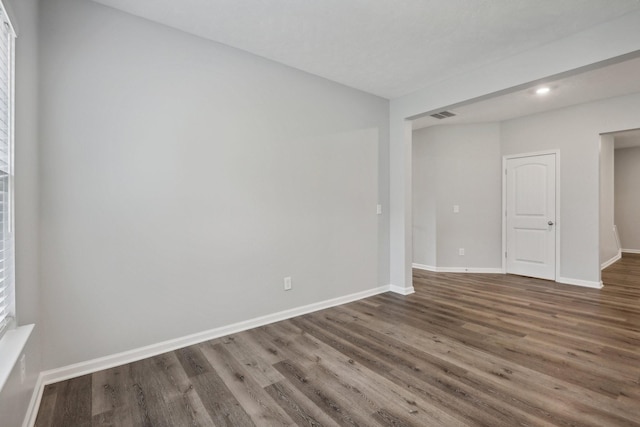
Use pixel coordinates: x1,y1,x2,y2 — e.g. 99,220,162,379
0,324,34,392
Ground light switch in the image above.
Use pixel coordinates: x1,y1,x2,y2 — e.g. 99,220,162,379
453,205,460,213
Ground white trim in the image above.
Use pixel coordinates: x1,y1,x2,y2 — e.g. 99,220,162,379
38,286,391,383
388,284,415,295
613,225,621,252
22,285,393,426
0,0,16,347
502,150,561,280
22,372,43,427
0,0,16,38
412,263,436,272
435,267,504,274
503,149,562,161
501,156,507,274
601,250,622,270
0,324,33,392
413,263,602,289
557,277,603,289
412,263,503,274
622,248,640,254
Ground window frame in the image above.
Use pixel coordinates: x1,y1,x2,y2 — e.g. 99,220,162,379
0,0,16,342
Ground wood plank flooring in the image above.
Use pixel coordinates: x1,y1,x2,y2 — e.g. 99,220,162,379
35,254,640,426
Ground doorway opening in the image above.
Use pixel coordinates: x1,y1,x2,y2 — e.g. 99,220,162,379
600,128,640,273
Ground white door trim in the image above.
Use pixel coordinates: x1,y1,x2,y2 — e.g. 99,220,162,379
502,150,561,280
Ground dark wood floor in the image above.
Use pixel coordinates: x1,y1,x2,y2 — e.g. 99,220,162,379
35,255,640,426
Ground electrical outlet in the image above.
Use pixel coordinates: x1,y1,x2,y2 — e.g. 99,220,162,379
284,276,292,291
20,354,26,384
376,204,382,215
459,248,465,256
453,205,460,213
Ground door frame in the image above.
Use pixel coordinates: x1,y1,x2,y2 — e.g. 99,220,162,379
502,149,561,280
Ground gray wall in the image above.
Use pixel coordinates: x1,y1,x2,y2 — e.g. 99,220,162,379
412,130,437,267
599,135,619,266
0,0,42,425
412,95,640,282
38,0,389,370
412,123,502,269
615,145,640,251
501,93,640,283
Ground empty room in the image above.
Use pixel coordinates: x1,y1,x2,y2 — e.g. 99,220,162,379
1,0,640,426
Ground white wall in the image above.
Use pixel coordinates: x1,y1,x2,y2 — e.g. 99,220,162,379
599,135,619,266
615,145,640,251
0,0,42,425
38,0,389,370
390,10,640,290
501,93,640,284
412,123,502,269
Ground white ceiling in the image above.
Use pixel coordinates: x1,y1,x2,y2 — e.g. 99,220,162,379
411,55,640,129
91,0,640,99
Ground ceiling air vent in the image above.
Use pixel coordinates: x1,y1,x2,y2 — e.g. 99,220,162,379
430,110,456,120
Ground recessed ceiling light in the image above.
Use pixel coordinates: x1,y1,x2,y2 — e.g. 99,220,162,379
536,87,551,95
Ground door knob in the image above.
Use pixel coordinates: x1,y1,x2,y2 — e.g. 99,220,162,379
548,221,554,226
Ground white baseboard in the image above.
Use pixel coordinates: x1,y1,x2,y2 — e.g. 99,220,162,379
434,267,504,273
412,263,503,274
412,263,437,271
413,263,603,289
388,284,415,295
601,250,622,270
557,277,603,289
22,373,44,427
622,248,640,254
22,284,393,427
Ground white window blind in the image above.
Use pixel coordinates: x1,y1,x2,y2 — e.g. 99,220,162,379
0,2,15,341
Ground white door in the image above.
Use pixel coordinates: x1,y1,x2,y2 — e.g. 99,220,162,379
506,154,556,280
